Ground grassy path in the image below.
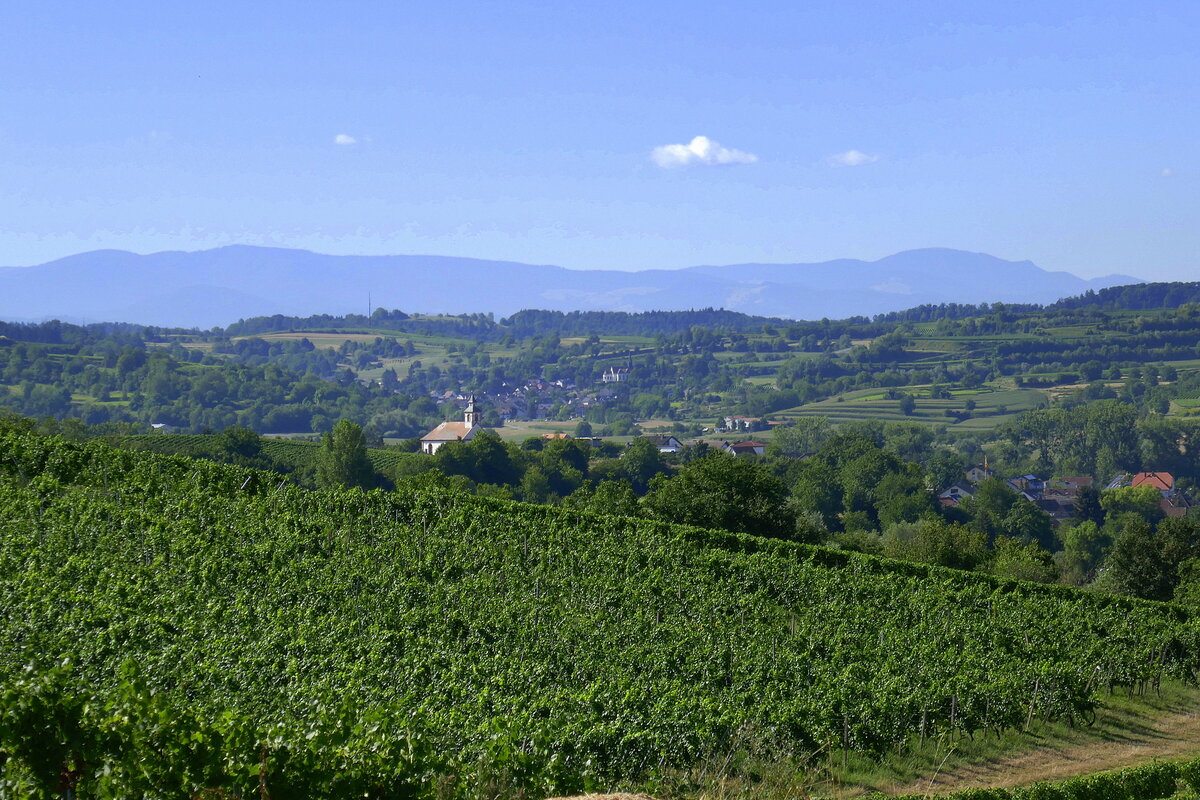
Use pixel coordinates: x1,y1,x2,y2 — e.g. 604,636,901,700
889,702,1200,795
553,686,1200,799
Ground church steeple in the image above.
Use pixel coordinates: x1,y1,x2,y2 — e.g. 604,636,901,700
463,394,480,427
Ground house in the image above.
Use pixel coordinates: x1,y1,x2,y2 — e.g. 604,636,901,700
1132,472,1174,492
722,415,762,432
643,434,683,453
420,394,483,455
541,432,572,440
1037,497,1077,525
1127,472,1191,517
600,366,628,383
965,464,995,483
1162,493,1195,518
1053,476,1094,490
723,440,766,456
1105,473,1131,490
1042,476,1092,504
938,482,977,506
1005,475,1044,499
150,422,175,434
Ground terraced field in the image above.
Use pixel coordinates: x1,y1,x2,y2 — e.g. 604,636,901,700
779,385,1047,428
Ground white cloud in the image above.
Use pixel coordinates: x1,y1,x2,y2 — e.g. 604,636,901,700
651,135,757,168
334,133,357,146
828,149,879,167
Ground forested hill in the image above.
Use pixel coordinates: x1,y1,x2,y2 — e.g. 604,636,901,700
223,307,802,340
213,280,1200,338
211,281,1200,338
7,279,1200,346
1049,281,1200,312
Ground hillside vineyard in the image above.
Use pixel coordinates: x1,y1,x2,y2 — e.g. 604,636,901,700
2,431,1199,794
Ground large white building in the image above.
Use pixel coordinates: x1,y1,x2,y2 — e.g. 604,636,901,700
420,395,483,454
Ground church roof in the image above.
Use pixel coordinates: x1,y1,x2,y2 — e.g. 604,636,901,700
421,421,478,443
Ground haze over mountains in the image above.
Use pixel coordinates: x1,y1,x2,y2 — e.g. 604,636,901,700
0,246,1138,329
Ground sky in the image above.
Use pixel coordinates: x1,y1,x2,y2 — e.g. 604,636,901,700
0,1,1196,280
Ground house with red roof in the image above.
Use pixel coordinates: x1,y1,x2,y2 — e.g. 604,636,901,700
1131,472,1174,492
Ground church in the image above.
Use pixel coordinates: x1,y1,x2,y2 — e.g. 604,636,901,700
420,394,483,454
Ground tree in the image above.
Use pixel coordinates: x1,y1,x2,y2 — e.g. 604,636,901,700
789,458,843,530
213,426,270,469
1173,557,1200,608
925,449,967,493
1001,498,1056,550
1072,485,1105,526
316,419,376,490
620,437,667,493
1103,517,1172,600
434,430,520,487
874,468,933,527
565,479,642,518
519,466,552,503
880,517,987,571
1099,485,1163,524
767,417,833,459
882,421,934,463
838,449,904,519
1056,520,1109,585
990,536,1057,583
961,477,1017,541
642,452,793,539
899,394,916,416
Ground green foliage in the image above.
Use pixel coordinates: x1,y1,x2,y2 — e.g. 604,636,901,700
767,416,833,458
1100,485,1165,523
642,452,794,539
4,431,1200,794
1057,520,1110,585
881,517,989,571
991,536,1058,584
1104,517,1173,600
316,419,376,489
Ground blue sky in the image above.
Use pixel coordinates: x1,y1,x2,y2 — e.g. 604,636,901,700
1,1,1196,279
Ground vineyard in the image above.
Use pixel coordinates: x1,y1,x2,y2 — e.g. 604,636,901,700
2,431,1200,797
119,432,410,474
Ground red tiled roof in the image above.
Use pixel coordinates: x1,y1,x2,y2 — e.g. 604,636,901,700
1132,472,1174,491
421,421,477,442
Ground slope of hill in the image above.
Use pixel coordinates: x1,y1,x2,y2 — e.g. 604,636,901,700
1,430,1196,795
0,245,1137,328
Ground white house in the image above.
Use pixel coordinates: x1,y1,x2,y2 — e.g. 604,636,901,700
601,366,628,383
644,435,683,453
723,440,766,456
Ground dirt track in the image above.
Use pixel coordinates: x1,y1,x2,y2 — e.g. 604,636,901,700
889,705,1200,795
549,700,1200,799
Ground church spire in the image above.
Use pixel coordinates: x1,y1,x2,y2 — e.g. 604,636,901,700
463,394,480,427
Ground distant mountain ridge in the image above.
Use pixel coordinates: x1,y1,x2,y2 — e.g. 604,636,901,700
0,245,1138,328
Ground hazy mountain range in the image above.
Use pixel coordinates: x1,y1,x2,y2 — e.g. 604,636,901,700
0,246,1139,329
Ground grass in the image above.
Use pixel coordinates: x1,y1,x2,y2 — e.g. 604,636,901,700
559,335,656,345
487,419,581,442
818,680,1200,797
